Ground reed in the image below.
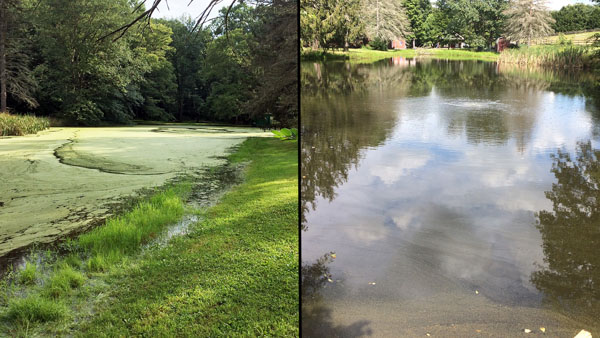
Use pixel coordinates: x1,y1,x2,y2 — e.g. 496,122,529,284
0,113,50,136
498,45,595,68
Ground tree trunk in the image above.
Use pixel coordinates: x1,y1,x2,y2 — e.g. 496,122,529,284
412,39,415,49
0,1,7,113
344,32,349,52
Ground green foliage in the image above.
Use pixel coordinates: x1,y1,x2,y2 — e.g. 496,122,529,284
402,0,432,46
498,45,594,68
437,0,508,49
272,128,298,140
558,33,573,45
77,138,298,336
18,262,37,285
78,187,186,258
43,265,85,299
4,295,67,324
0,113,49,136
369,36,389,51
551,4,600,32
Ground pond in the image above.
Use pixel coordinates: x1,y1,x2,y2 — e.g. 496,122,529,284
0,125,268,262
301,58,600,336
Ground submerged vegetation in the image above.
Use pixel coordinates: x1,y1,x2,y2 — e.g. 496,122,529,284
0,138,298,336
0,113,49,136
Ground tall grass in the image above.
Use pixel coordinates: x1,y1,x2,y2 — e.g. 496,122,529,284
0,113,50,136
77,185,188,270
1,184,190,329
498,45,595,68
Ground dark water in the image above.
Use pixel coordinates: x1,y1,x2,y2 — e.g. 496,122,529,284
301,58,600,337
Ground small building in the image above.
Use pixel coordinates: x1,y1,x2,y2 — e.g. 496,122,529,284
391,39,406,50
497,37,510,52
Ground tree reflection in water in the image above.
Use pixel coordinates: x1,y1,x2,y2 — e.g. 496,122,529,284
533,141,600,326
301,253,372,337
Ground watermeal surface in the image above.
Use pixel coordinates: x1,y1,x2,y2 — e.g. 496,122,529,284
301,59,600,336
0,125,268,258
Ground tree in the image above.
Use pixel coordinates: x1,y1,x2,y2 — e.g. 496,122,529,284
248,0,298,126
551,4,600,32
363,0,411,42
503,0,555,46
0,0,38,113
533,141,600,320
402,0,432,47
35,0,153,124
437,0,508,49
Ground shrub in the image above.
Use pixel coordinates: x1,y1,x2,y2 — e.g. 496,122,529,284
369,37,388,51
0,113,50,136
43,265,85,299
18,262,37,285
4,295,67,323
44,264,85,298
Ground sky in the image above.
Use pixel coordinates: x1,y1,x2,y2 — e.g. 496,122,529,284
151,0,596,20
547,0,594,10
152,0,229,20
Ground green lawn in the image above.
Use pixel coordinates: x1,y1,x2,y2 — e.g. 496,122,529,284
302,48,499,63
1,137,299,336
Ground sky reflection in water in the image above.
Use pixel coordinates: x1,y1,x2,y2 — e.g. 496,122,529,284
301,58,600,336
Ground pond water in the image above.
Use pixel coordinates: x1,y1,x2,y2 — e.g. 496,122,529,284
301,58,600,336
0,125,268,261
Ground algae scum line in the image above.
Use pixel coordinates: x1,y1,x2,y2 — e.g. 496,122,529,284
0,125,269,269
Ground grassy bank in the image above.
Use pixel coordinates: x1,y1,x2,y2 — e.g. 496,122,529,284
301,48,499,63
498,45,597,68
0,113,50,136
0,137,299,336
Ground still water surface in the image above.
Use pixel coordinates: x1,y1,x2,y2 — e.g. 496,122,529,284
301,58,600,336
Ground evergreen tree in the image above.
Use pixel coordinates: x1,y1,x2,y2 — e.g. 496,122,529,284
402,0,432,47
504,0,555,46
363,0,411,42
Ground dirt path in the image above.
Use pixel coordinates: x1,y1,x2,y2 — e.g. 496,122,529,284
0,125,268,258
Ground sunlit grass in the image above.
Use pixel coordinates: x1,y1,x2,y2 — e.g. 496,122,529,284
499,45,596,68
0,113,49,136
302,47,499,63
77,138,299,336
0,137,298,336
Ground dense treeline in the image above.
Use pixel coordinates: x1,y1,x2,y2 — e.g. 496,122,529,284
0,0,297,127
301,0,600,51
551,4,600,33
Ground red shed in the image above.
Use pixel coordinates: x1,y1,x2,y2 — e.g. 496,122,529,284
497,37,510,52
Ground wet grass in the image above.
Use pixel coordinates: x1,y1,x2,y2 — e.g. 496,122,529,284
0,113,50,136
77,185,188,269
0,137,298,336
76,138,299,336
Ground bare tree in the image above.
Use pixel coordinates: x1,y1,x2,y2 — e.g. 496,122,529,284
503,0,555,46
